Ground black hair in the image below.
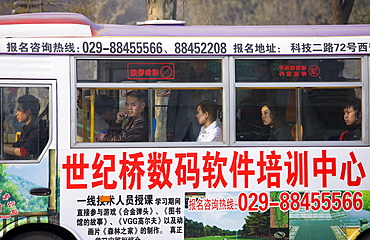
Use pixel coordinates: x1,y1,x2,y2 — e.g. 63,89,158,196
17,94,40,117
344,98,361,117
261,99,286,127
126,90,146,103
197,100,219,122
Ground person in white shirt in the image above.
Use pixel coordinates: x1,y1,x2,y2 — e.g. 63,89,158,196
196,100,222,142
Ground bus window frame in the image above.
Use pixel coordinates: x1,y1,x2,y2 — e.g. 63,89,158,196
0,81,54,164
72,56,229,148
231,55,367,147
72,55,368,148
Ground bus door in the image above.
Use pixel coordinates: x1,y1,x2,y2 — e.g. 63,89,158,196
0,84,55,236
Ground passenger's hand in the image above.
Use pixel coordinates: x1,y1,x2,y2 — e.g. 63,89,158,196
95,132,106,142
166,133,174,142
116,110,128,123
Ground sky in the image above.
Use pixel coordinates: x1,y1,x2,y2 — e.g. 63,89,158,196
7,157,49,187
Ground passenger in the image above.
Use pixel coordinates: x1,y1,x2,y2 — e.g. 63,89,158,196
260,100,293,141
4,94,48,160
302,60,355,140
196,100,222,142
95,91,149,142
77,95,116,142
77,89,83,110
236,60,280,141
166,60,221,142
340,98,361,140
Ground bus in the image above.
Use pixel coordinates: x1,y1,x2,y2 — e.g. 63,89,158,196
0,12,369,240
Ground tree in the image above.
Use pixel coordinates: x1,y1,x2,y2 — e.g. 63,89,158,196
2,0,144,24
331,0,355,24
178,0,369,25
146,0,177,20
204,225,212,236
184,217,205,238
0,165,26,213
242,210,270,237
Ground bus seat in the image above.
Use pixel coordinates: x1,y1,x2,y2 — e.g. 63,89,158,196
152,118,156,139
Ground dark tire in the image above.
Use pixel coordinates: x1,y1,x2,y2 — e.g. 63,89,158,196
358,232,370,240
9,231,63,240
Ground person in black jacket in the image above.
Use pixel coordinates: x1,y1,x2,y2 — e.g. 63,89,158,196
260,100,293,141
4,94,48,160
96,91,148,142
340,98,361,141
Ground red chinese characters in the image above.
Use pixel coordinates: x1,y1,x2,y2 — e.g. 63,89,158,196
62,150,367,190
147,152,173,189
175,153,200,188
62,153,89,189
340,151,366,186
229,151,255,188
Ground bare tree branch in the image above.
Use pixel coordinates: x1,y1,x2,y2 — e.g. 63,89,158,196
331,0,355,24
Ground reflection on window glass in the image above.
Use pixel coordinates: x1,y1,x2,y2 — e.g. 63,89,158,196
235,59,361,82
236,88,361,141
76,88,223,143
2,87,49,160
77,59,222,83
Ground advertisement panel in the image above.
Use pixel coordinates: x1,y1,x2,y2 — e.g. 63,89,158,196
60,147,370,240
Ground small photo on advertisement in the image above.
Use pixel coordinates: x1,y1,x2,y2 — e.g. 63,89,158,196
185,191,287,240
184,191,370,240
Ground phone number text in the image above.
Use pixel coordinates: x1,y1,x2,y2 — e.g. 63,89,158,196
188,191,363,212
83,41,166,54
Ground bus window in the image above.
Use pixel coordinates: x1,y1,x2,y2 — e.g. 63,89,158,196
235,58,362,142
76,59,223,144
77,59,222,83
236,88,361,141
76,88,223,143
166,89,222,142
1,87,49,160
235,59,361,82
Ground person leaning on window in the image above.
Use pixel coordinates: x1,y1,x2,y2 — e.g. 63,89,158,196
4,94,48,160
340,98,361,141
260,100,293,141
95,91,149,142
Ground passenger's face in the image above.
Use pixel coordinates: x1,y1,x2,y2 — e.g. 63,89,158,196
16,104,31,124
196,106,208,125
261,105,272,126
343,106,360,126
124,96,145,117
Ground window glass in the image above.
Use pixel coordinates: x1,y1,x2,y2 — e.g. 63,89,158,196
236,87,361,141
76,88,223,143
236,59,361,82
1,87,49,160
76,59,223,144
77,59,222,83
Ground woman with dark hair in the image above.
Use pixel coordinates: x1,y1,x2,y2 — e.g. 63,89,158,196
261,100,293,141
196,100,222,142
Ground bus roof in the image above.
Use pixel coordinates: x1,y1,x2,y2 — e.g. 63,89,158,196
0,12,369,38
